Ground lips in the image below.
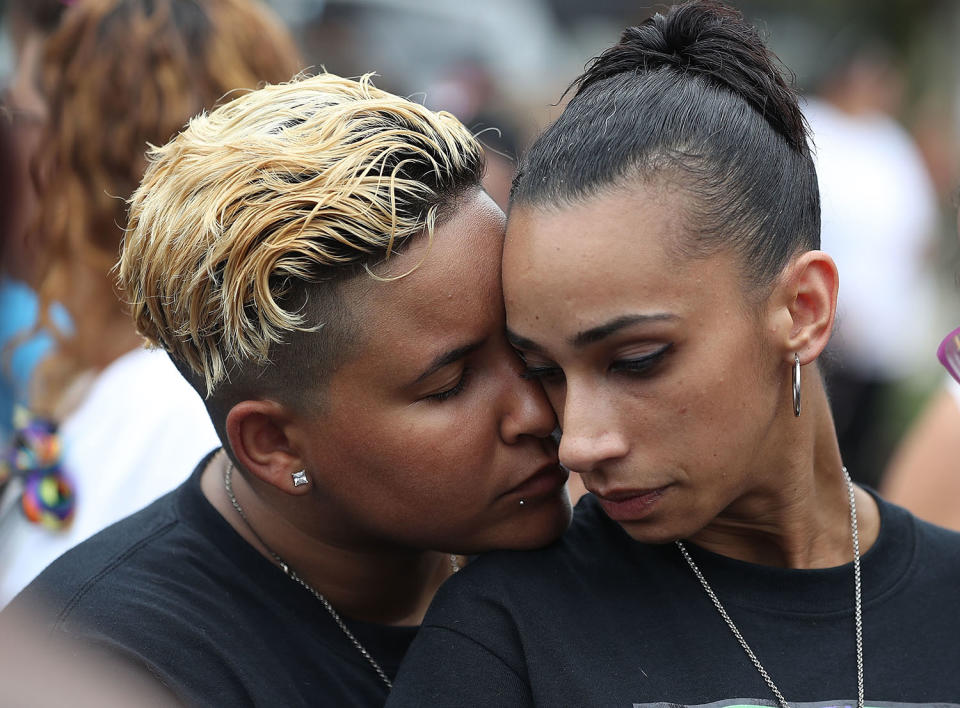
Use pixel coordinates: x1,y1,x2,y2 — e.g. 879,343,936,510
502,462,568,500
594,486,668,522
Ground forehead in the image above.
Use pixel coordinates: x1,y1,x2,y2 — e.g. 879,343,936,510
350,190,506,359
503,184,744,336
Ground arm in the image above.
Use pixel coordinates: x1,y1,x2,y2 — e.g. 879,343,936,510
882,385,960,531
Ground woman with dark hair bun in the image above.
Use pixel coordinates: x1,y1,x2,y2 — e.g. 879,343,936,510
388,2,960,706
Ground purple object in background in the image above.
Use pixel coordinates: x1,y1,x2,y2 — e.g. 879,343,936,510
937,325,960,384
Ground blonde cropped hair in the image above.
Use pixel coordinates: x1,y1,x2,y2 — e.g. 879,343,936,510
119,73,484,399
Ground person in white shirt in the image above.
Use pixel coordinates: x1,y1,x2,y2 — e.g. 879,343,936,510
804,43,939,488
0,0,301,606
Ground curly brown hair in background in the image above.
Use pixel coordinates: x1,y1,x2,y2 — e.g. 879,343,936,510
27,0,302,418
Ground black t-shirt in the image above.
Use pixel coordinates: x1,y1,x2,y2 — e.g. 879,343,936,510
3,451,416,707
388,492,960,707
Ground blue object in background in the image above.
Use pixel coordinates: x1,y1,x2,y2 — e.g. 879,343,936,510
0,278,69,445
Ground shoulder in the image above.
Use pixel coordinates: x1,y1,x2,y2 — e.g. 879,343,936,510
393,497,667,706
874,493,960,583
909,505,960,562
460,494,618,571
426,494,632,624
3,494,248,705
3,479,244,698
6,457,234,636
6,490,187,627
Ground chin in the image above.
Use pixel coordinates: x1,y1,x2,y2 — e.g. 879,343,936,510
459,491,573,554
508,491,574,550
518,503,573,549
614,517,692,546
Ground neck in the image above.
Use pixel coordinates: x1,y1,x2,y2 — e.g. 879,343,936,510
688,370,880,569
202,451,452,626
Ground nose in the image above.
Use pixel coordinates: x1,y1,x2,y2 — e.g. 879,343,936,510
499,358,558,445
557,386,629,473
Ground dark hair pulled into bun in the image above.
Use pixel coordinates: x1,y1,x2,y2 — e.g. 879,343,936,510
573,1,809,157
512,0,820,290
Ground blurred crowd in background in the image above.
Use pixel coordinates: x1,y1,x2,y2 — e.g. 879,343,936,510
1,0,959,606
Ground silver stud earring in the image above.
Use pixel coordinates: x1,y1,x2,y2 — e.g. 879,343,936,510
291,470,309,487
519,499,526,506
792,353,802,417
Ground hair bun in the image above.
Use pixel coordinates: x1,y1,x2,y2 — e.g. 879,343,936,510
573,0,809,156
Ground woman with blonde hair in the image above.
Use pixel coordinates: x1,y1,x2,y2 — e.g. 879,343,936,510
0,0,301,605
3,72,571,705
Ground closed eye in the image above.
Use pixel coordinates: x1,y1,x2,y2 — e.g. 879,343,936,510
425,367,472,402
520,365,564,383
610,343,672,376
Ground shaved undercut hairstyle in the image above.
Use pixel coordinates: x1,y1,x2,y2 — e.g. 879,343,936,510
118,73,484,438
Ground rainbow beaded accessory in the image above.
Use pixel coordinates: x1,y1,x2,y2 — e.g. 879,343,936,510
1,406,75,530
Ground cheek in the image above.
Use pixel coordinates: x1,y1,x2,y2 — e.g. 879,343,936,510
677,364,773,478
350,403,499,497
636,349,765,457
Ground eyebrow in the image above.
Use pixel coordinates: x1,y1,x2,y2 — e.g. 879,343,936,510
572,313,677,347
414,341,484,383
507,313,677,353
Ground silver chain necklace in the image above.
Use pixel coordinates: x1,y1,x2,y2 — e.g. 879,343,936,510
224,462,460,689
675,467,863,708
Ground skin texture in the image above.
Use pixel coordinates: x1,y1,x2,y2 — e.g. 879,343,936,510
883,387,960,531
203,189,571,624
503,181,879,568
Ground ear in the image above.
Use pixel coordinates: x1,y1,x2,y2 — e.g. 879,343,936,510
225,399,312,497
768,250,839,365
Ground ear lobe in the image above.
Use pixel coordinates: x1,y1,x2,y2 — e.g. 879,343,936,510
775,250,839,365
225,399,312,496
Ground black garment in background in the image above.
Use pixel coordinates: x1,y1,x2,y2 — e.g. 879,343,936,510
388,493,960,707
2,451,416,707
822,354,896,490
